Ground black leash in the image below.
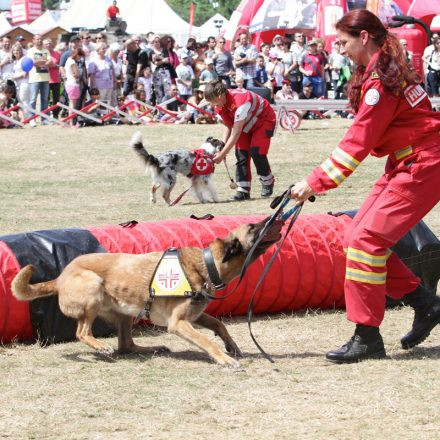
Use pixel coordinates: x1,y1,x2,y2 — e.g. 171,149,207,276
246,187,315,363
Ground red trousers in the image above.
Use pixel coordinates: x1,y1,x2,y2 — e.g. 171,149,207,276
343,135,440,326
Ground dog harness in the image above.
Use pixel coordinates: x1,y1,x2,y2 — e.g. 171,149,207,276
137,247,224,321
190,149,215,176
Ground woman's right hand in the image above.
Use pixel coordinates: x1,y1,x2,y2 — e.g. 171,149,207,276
289,179,315,203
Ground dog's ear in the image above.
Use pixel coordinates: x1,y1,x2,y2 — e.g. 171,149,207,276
215,140,225,151
222,238,244,263
206,136,214,143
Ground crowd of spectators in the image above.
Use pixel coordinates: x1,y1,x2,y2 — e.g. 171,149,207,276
0,28,439,128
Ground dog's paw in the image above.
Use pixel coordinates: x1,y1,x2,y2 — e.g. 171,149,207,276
225,342,243,358
154,345,171,354
97,345,115,356
219,354,240,368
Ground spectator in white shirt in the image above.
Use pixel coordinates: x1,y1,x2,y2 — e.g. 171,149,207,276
175,54,195,101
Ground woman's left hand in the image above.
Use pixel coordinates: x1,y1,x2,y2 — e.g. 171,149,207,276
213,151,226,164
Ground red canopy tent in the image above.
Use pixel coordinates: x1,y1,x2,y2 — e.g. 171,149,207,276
223,0,437,76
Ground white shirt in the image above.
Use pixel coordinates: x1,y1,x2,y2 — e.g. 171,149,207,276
175,63,195,95
0,49,14,81
65,57,79,86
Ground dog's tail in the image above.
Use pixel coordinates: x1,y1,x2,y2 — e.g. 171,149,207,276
11,265,58,301
130,131,159,168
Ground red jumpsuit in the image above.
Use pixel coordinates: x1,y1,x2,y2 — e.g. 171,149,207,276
214,89,276,193
307,51,440,327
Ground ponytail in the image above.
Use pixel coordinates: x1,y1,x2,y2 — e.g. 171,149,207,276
336,10,420,112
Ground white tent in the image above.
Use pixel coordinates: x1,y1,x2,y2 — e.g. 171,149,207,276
24,10,63,34
58,0,112,31
58,0,192,44
0,11,11,35
194,12,228,41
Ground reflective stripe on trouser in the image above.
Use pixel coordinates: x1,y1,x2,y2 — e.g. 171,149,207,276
235,147,273,194
343,138,440,327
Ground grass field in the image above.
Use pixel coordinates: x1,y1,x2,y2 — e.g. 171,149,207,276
1,121,439,440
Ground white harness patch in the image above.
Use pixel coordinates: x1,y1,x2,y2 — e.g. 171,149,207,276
150,248,193,298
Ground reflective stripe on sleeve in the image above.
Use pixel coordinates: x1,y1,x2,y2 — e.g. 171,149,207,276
320,158,346,186
332,147,360,172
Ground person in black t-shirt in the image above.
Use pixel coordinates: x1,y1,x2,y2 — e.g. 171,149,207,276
123,38,150,96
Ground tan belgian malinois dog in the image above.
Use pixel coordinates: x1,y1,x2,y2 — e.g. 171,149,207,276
12,218,282,367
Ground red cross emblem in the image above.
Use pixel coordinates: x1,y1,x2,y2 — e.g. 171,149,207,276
195,157,209,172
157,268,181,290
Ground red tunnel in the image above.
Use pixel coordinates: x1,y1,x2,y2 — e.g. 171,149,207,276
0,214,351,343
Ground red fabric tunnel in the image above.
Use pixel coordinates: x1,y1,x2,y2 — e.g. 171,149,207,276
0,214,352,343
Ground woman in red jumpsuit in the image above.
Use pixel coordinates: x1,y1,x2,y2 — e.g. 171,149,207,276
290,9,440,363
204,79,276,200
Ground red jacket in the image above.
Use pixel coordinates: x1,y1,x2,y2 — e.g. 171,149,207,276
214,89,275,133
307,50,440,194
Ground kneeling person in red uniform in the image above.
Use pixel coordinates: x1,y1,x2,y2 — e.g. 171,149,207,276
205,79,276,200
290,10,440,363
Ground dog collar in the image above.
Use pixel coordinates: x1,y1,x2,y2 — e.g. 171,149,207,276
202,247,226,290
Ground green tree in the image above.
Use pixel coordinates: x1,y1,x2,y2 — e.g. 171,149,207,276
43,0,60,10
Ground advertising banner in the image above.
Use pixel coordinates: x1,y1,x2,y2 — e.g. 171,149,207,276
11,0,42,25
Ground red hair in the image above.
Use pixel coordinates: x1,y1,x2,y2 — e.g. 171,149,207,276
336,9,419,112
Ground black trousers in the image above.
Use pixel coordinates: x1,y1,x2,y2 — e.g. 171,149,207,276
235,147,273,193
49,82,61,117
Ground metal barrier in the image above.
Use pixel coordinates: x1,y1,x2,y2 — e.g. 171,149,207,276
2,97,439,129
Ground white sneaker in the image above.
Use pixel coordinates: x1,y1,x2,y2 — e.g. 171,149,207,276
29,119,36,127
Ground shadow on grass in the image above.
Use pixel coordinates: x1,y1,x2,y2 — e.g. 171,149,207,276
390,346,440,360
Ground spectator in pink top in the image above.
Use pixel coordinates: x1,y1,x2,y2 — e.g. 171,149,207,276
43,38,61,118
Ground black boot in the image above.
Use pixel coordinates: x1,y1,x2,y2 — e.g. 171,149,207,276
261,183,274,197
326,324,386,363
401,284,440,349
230,191,250,201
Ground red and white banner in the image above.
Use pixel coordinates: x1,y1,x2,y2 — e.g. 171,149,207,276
10,0,42,25
316,0,346,38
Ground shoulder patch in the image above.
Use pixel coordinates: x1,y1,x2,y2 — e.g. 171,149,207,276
364,88,380,106
404,84,427,108
371,71,380,80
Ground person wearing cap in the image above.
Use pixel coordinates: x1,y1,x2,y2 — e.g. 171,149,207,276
299,38,325,97
176,53,195,101
290,9,440,364
269,34,284,59
266,52,284,93
15,35,27,54
233,31,258,89
204,78,276,200
275,79,298,101
60,34,81,75
199,58,218,90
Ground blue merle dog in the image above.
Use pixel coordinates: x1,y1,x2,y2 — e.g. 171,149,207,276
130,132,224,205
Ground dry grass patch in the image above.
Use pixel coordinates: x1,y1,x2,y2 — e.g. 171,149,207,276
0,121,439,439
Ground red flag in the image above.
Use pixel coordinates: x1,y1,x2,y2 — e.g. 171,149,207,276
189,1,195,35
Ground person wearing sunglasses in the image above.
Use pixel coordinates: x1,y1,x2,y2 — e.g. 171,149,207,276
211,37,234,89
